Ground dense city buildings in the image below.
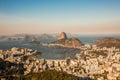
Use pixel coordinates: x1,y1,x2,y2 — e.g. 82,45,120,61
0,44,120,80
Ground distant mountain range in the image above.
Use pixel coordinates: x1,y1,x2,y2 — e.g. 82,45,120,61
0,34,57,41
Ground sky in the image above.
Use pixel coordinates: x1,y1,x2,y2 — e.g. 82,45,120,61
0,0,120,35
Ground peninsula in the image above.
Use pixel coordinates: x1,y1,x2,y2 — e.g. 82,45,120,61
31,32,84,48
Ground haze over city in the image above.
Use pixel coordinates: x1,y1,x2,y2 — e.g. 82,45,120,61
0,0,120,35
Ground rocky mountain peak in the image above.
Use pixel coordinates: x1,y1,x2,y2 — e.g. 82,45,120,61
58,32,67,40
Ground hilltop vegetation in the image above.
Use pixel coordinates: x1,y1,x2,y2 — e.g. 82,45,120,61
95,37,120,48
0,58,24,77
10,70,78,80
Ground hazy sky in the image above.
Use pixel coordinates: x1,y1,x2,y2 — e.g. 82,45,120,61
0,0,120,35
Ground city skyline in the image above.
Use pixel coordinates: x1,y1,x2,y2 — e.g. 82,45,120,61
0,0,120,35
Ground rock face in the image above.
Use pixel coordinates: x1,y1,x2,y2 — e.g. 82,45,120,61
58,32,67,40
51,32,83,48
95,37,120,48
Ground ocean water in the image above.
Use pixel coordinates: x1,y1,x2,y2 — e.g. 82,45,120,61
77,34,120,44
0,40,80,59
0,35,120,59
